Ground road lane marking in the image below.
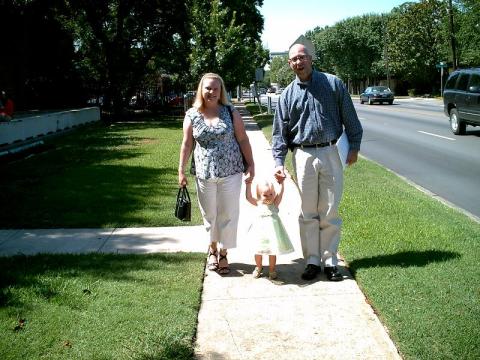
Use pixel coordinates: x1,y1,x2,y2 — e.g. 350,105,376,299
417,131,455,141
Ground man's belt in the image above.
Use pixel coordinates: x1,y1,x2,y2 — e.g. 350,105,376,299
292,139,337,149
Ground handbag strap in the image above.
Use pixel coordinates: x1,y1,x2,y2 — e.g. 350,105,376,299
178,186,190,201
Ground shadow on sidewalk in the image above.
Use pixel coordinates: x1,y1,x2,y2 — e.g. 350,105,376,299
209,259,354,286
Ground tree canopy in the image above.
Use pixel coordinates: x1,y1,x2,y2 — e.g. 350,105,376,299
3,0,478,109
1,0,269,114
188,0,269,90
268,55,294,87
275,0,480,95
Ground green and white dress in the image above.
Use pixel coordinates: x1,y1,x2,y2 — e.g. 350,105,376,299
248,203,294,255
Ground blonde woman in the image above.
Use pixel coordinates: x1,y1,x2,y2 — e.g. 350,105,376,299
178,73,254,275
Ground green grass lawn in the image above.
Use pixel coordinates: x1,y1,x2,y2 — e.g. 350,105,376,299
342,159,479,360
0,119,203,228
251,108,480,359
0,253,205,359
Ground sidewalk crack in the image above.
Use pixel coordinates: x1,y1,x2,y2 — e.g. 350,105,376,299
96,228,116,252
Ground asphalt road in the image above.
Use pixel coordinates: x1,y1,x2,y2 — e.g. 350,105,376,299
355,98,480,220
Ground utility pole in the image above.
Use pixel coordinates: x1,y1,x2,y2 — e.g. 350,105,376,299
384,42,391,90
447,0,458,69
382,14,391,90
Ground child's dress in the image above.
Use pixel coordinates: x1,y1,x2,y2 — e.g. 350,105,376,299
248,203,294,255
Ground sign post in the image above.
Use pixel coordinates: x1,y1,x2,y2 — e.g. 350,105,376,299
436,61,448,96
254,68,264,113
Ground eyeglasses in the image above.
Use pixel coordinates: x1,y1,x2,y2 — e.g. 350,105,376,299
289,55,309,63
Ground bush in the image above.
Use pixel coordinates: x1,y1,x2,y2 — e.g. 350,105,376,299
407,88,416,97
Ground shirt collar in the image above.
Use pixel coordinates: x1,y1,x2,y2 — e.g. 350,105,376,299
295,70,316,88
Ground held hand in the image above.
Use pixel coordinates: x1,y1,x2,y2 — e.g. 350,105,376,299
274,166,286,184
346,150,359,166
244,165,255,184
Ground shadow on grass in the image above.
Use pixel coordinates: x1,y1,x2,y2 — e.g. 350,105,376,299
0,120,188,228
0,252,203,308
347,250,460,276
0,164,180,228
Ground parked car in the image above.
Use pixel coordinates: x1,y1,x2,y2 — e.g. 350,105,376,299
443,67,480,135
360,86,394,105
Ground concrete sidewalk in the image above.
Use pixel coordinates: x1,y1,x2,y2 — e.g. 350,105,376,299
193,103,401,359
0,102,401,359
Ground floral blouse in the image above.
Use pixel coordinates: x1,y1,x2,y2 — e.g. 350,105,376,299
187,105,244,180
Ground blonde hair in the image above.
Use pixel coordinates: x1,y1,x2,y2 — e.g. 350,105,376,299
256,179,275,200
193,72,230,111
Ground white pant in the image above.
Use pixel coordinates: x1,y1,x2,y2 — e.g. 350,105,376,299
195,173,242,249
293,146,343,268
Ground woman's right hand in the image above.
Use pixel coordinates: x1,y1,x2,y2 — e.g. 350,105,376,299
178,172,188,187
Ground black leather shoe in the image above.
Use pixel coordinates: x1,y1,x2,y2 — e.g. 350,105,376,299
324,266,343,281
301,264,320,280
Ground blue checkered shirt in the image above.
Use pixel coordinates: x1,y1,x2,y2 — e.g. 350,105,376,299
272,70,363,166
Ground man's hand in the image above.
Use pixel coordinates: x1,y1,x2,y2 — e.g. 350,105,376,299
274,166,286,184
346,150,359,166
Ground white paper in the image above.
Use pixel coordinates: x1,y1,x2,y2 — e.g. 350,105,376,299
337,131,349,169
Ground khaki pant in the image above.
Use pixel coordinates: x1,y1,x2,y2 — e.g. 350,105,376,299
293,145,343,269
195,173,243,249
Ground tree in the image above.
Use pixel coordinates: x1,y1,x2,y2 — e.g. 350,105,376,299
268,55,294,87
0,0,84,109
453,0,480,66
55,0,191,116
188,0,268,91
307,25,336,74
307,14,386,93
386,0,448,93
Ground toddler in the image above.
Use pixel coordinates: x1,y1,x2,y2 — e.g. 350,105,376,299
245,178,294,279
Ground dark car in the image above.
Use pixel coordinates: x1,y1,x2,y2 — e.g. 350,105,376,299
360,86,394,105
443,67,480,135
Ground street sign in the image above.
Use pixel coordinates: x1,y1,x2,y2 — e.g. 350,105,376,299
436,61,448,96
436,61,448,69
255,68,264,81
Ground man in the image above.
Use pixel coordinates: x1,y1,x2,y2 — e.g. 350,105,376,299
272,43,363,281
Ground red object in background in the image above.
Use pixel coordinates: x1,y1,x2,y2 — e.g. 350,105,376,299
0,99,14,117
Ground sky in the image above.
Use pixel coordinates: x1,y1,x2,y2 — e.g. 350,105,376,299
260,0,413,52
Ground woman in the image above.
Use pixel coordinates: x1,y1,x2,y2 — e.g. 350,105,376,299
178,73,254,275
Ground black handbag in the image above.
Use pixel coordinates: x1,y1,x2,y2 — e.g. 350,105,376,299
175,186,191,221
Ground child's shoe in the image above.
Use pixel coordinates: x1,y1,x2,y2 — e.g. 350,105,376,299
252,267,262,278
268,271,277,280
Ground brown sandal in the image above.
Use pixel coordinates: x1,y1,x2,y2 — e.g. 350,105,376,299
218,251,230,275
207,248,218,271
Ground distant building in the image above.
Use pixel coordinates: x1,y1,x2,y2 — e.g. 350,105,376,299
269,51,288,59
